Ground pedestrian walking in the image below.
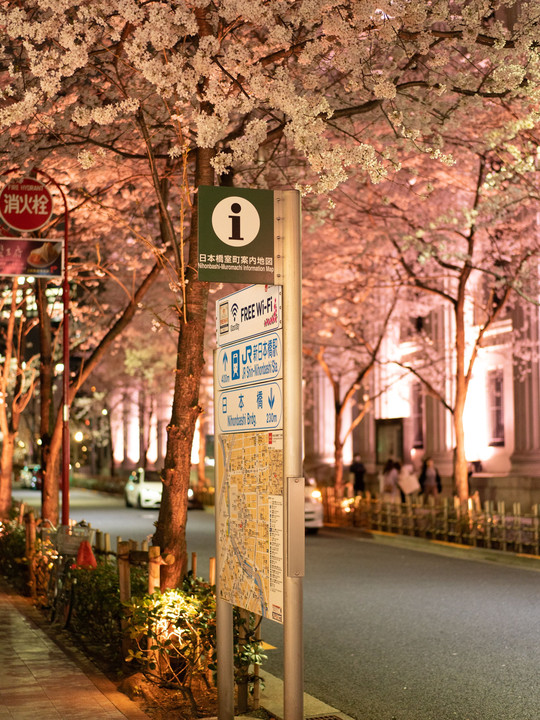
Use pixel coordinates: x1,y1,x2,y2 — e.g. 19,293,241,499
419,457,442,497
350,454,366,495
380,459,400,503
398,463,421,498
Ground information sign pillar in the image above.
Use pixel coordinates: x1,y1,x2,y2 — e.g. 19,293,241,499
207,185,303,720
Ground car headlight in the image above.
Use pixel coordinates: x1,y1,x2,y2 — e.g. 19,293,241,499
307,489,322,503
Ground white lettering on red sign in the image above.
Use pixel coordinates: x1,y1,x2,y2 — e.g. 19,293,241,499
0,177,53,232
3,193,50,216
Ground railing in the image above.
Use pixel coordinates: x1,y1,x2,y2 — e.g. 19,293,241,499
322,489,540,556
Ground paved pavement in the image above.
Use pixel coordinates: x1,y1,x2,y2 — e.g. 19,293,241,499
0,578,349,720
0,580,151,720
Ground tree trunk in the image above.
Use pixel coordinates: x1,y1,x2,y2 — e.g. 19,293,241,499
42,415,62,525
153,147,212,590
454,297,470,503
334,406,345,500
333,380,346,499
36,280,54,514
0,435,14,518
0,281,18,519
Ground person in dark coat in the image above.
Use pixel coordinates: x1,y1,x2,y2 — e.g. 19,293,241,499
350,454,366,495
419,457,442,497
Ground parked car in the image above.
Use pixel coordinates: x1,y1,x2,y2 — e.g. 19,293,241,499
124,468,163,508
304,477,324,533
124,468,204,510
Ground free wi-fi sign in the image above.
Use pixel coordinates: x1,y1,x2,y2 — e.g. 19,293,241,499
216,284,282,348
198,186,275,284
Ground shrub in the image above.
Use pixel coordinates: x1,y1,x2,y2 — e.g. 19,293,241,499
0,518,27,592
124,574,266,695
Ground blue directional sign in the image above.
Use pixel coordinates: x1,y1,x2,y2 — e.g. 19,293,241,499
217,332,282,389
217,382,283,433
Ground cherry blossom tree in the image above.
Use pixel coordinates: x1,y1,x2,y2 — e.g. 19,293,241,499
2,0,540,584
336,113,540,502
302,209,403,497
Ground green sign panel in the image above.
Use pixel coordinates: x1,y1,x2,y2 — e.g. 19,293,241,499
198,186,274,283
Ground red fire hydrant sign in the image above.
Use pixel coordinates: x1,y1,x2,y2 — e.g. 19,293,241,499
0,177,53,232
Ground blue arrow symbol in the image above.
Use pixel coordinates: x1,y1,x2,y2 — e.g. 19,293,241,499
223,352,228,371
268,387,275,409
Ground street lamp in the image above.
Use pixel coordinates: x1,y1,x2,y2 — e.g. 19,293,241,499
73,431,84,469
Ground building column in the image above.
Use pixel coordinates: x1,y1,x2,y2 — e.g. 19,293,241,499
352,398,376,471
423,305,454,477
510,303,540,475
424,395,453,476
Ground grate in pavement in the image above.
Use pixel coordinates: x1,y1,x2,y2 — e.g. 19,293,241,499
307,716,344,720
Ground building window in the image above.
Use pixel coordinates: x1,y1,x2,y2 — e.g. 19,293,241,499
411,382,424,449
487,369,504,446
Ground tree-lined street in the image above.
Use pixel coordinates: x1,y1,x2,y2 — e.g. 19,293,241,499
3,2,540,590
16,487,540,720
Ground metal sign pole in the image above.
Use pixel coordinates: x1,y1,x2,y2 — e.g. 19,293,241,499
60,196,70,526
278,189,304,720
214,350,235,720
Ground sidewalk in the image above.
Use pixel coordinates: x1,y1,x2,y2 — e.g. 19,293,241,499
0,580,151,720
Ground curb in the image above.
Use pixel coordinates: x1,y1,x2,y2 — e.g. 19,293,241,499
322,523,540,572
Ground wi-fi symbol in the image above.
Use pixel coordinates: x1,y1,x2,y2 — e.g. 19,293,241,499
231,303,239,321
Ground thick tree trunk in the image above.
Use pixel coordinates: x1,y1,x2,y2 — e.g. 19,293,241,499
153,147,212,590
42,420,62,525
0,435,14,519
0,281,18,519
36,280,55,521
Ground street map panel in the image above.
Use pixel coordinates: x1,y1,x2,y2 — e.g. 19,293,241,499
217,430,284,623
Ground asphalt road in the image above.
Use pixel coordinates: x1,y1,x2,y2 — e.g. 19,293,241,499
14,486,217,579
263,529,540,720
15,488,540,720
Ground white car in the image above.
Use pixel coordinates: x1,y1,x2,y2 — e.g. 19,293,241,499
124,468,162,508
124,468,201,509
304,478,324,533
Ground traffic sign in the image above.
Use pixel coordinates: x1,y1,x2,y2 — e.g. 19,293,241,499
217,382,283,433
198,186,275,283
217,331,282,389
0,177,53,232
217,284,281,347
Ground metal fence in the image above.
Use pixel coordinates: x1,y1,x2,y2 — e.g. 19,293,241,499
322,489,540,556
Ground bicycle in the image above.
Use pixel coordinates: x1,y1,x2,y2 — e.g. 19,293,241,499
45,521,95,629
